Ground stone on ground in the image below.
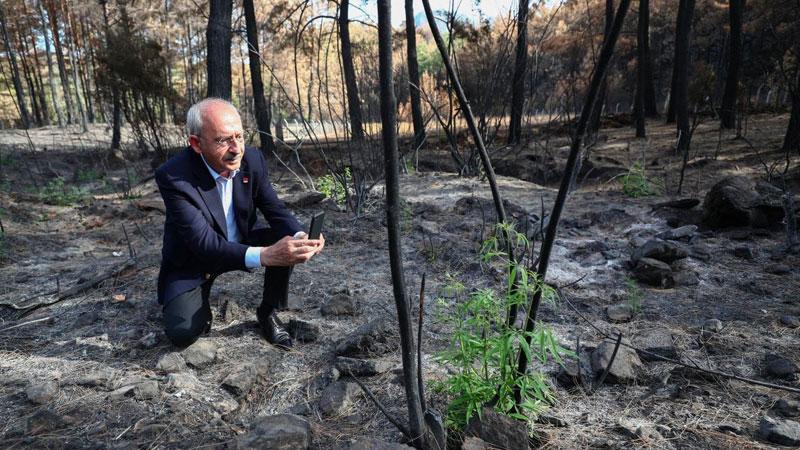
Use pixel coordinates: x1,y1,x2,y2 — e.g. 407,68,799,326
287,319,320,342
25,380,58,404
774,399,800,418
334,356,393,377
591,339,643,384
345,438,413,449
156,352,188,373
321,291,356,316
763,354,799,380
335,320,398,358
636,328,678,361
318,381,360,417
182,339,218,368
222,366,257,397
631,258,674,288
606,304,635,322
237,414,311,449
759,416,800,446
464,407,529,450
631,239,689,263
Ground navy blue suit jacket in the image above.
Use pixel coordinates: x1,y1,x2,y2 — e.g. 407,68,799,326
155,146,302,304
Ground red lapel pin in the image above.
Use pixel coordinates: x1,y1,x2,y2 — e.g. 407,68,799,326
242,176,249,184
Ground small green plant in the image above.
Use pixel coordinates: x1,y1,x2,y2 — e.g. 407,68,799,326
317,167,351,205
404,157,416,174
76,168,102,182
38,177,89,206
621,162,661,198
432,224,568,429
625,278,643,314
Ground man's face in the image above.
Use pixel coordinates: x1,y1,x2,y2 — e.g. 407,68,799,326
189,103,245,174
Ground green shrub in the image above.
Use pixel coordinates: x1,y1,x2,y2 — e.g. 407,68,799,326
317,167,350,205
625,278,643,314
38,178,89,206
432,224,568,429
621,163,660,198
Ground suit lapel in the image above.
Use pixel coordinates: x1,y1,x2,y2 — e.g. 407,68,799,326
233,156,252,241
191,151,228,240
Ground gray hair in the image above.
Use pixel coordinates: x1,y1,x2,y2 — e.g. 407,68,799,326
185,98,241,136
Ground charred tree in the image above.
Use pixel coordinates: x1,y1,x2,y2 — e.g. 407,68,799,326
0,3,30,128
666,0,693,124
376,0,426,446
589,0,614,133
100,0,121,150
339,0,365,141
640,0,658,117
45,0,75,124
634,0,648,136
508,0,530,145
675,0,696,193
405,0,426,150
207,0,232,99
720,0,744,129
514,0,632,406
243,0,276,154
38,0,63,127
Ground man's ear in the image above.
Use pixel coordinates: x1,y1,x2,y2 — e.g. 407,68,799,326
188,135,202,154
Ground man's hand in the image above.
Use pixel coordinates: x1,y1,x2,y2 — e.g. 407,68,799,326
260,234,325,266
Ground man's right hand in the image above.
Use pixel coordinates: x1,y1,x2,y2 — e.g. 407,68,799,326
260,235,320,266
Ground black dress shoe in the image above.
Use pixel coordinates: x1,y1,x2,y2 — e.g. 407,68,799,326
257,312,293,350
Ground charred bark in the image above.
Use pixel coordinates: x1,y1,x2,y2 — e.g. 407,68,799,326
376,0,426,446
339,0,365,141
206,0,232,99
675,0,696,193
0,3,30,128
405,0,426,150
508,0,530,145
589,0,614,133
720,0,744,129
243,0,276,154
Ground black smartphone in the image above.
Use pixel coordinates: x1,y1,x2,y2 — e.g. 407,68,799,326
308,211,325,240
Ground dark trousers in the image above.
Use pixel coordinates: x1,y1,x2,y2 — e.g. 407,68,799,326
163,229,292,347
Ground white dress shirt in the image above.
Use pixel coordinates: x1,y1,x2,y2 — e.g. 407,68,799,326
200,155,262,269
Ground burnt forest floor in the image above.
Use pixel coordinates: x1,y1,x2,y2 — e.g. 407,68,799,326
0,113,799,449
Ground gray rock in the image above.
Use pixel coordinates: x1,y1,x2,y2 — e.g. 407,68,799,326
287,319,320,342
335,357,393,377
75,367,121,389
222,366,257,397
238,414,311,449
764,354,799,380
591,339,644,384
703,319,723,333
156,352,188,373
166,372,201,391
579,252,606,267
606,304,635,322
631,239,689,264
138,332,159,349
632,257,674,288
461,436,492,450
556,360,583,388
335,320,398,358
656,225,697,241
703,176,759,228
775,399,800,417
767,263,792,275
464,407,529,450
636,329,678,362
310,367,340,394
345,438,414,450
133,380,160,400
318,381,360,417
321,292,356,316
733,246,754,259
616,418,662,441
182,339,218,368
672,271,700,286
780,315,800,329
537,414,568,427
25,381,58,404
759,416,800,446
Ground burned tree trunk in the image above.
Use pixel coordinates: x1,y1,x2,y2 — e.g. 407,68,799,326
244,0,276,154
38,0,63,127
45,0,75,124
405,0,426,150
0,3,30,128
784,89,799,154
675,0,696,193
634,0,648,137
514,0,632,406
508,0,530,145
207,0,232,99
339,0,365,141
376,0,426,446
720,0,744,129
589,0,614,133
641,0,658,117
